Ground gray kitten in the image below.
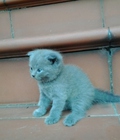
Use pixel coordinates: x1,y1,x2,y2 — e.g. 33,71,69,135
27,49,120,126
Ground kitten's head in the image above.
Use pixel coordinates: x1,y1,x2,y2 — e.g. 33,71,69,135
27,49,63,83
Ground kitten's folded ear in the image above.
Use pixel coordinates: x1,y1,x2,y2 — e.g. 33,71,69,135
47,55,58,65
27,51,33,56
46,53,62,65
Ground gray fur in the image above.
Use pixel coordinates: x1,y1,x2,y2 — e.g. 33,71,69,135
27,49,120,126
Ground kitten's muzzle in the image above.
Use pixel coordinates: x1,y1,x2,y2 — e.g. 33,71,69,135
32,74,35,78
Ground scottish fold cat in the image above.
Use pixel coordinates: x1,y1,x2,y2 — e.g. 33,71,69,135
27,49,120,126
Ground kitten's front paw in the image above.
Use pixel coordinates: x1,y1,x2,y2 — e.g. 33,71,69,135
33,108,45,117
37,101,40,106
45,116,60,125
63,115,77,127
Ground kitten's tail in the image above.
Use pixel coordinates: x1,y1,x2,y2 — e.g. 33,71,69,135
94,88,120,103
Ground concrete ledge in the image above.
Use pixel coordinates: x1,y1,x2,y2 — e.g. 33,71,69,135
0,0,71,10
0,28,109,58
1,27,120,58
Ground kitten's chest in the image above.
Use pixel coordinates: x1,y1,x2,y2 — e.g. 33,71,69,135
39,84,56,99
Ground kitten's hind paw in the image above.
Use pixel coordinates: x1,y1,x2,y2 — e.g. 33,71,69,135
33,108,45,117
45,116,60,125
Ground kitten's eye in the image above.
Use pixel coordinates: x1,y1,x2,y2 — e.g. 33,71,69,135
37,69,42,73
30,67,33,71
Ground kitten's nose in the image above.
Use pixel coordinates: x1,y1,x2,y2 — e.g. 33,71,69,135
32,74,35,78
